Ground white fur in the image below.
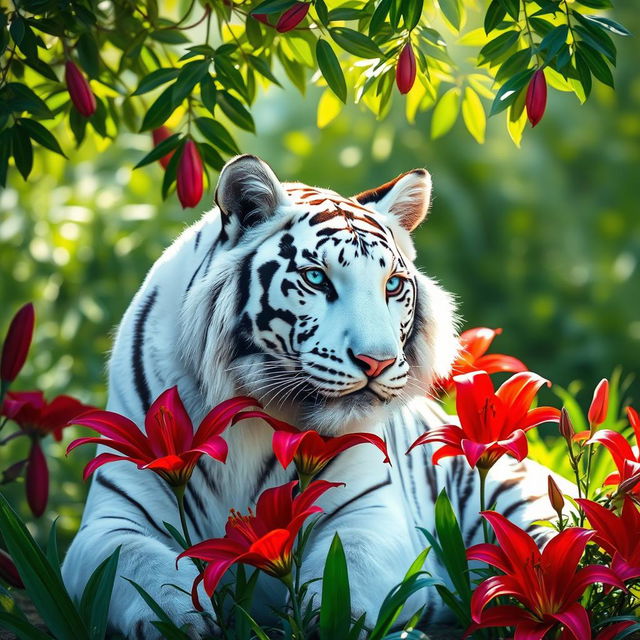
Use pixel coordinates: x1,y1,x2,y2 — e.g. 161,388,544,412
62,158,571,638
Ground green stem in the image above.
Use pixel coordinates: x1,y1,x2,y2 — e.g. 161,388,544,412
173,484,193,547
479,467,489,543
283,574,305,639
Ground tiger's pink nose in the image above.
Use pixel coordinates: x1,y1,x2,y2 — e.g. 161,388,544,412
353,354,396,378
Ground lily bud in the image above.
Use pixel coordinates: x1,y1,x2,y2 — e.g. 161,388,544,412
1,302,34,383
525,69,547,127
396,42,417,95
0,550,23,589
559,407,575,442
152,127,175,170
588,378,609,428
26,440,49,518
276,2,310,32
547,475,564,516
65,61,97,118
177,140,204,209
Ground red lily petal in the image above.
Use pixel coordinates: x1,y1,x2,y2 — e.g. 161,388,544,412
481,511,540,569
247,528,291,566
145,387,193,456
595,621,636,640
611,553,640,582
143,454,186,471
82,452,144,480
455,371,496,440
496,429,528,461
474,353,528,375
1,302,35,383
549,602,591,640
587,430,636,472
564,565,626,603
496,371,550,429
576,498,625,558
194,396,259,446
627,407,640,447
431,444,464,465
513,619,556,640
292,479,344,518
255,480,297,529
463,605,538,638
459,327,501,360
202,556,238,597
187,437,228,464
520,406,561,431
466,542,512,573
324,432,390,465
70,410,151,454
407,425,464,453
40,395,94,439
272,429,314,469
66,436,148,460
461,439,492,468
470,574,522,621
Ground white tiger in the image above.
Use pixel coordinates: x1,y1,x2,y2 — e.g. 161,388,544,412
62,155,568,638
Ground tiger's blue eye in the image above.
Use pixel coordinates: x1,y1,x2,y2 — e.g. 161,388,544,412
303,268,327,288
386,275,404,296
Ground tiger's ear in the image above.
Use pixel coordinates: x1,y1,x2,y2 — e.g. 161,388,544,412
353,169,432,231
215,154,288,228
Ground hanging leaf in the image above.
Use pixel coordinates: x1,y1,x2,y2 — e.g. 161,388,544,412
316,39,347,103
431,87,461,139
462,86,486,143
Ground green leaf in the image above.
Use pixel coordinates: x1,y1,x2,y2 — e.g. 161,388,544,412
217,91,255,132
316,39,347,103
162,522,189,550
498,0,519,20
478,30,520,65
0,493,88,639
575,49,592,99
10,15,25,46
194,117,240,155
0,129,11,188
140,84,177,132
462,86,486,143
576,0,612,8
438,0,461,31
490,67,535,115
319,534,351,640
12,125,33,179
539,24,569,62
18,118,66,157
46,518,63,581
484,0,506,34
402,0,424,31
0,611,52,640
573,20,616,63
69,107,87,146
247,55,282,86
251,0,296,15
369,0,392,36
80,548,121,640
329,27,382,58
576,41,614,87
134,133,181,169
245,13,264,48
76,33,100,78
172,60,210,105
149,29,190,44
132,68,180,96
579,14,630,36
5,82,53,119
22,56,58,82
161,141,183,200
214,55,249,102
277,45,307,93
431,87,460,139
434,489,471,601
496,47,532,83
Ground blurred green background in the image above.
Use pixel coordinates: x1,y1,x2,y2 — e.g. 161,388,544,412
1,5,638,546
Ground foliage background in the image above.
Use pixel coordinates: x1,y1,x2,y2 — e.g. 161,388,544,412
0,3,638,548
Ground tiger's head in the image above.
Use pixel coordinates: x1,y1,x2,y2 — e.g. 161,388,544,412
182,155,458,434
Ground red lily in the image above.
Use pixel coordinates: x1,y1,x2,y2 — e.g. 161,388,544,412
65,60,97,118
587,407,640,497
231,409,389,484
1,303,35,384
396,42,416,94
595,620,636,640
67,387,257,486
526,68,547,127
439,327,527,394
408,370,559,470
466,511,624,639
178,479,342,607
2,391,94,441
577,497,640,582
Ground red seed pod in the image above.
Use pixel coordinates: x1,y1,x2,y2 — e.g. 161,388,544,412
396,42,417,95
559,407,575,442
525,69,547,127
0,549,24,589
588,378,609,428
276,2,310,33
1,302,34,384
547,475,565,516
152,127,176,170
65,61,97,118
177,140,204,209
26,440,49,518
